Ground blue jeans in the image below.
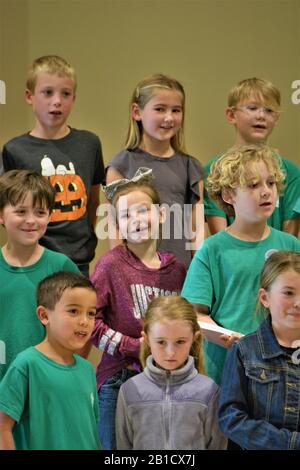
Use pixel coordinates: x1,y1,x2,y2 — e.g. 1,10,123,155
98,368,137,450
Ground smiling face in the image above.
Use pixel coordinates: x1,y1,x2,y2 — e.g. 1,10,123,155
145,319,196,371
0,192,50,248
259,270,300,344
226,93,279,145
38,287,97,354
224,161,278,223
116,190,163,245
25,72,75,137
132,89,183,148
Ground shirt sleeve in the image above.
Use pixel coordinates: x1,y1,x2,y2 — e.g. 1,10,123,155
0,362,28,423
2,145,17,172
279,158,300,222
181,244,214,308
90,260,141,359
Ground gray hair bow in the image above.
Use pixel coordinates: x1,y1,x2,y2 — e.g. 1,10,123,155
102,167,154,200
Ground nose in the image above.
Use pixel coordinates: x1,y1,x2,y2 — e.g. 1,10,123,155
53,92,62,107
79,314,89,326
260,183,272,198
166,343,175,357
25,212,36,225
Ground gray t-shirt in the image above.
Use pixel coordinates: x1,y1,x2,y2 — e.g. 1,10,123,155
2,128,105,264
108,148,204,266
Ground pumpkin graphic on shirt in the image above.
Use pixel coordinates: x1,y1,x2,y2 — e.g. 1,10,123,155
41,156,87,222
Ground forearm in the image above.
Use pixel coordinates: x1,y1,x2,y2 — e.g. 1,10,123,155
0,430,15,450
283,218,300,237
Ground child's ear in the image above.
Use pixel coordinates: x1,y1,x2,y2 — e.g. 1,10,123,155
0,210,4,226
225,106,237,124
221,188,235,206
36,306,50,326
259,288,270,309
25,88,33,105
131,103,142,121
141,331,149,345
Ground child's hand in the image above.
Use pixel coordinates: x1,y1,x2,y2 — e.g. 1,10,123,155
219,332,243,349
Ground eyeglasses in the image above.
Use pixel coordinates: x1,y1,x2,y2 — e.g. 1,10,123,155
234,104,279,119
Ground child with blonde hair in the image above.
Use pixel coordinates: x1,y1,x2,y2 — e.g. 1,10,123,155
219,251,300,450
90,172,186,449
182,144,300,385
116,295,227,450
106,73,204,266
2,55,105,276
204,77,300,236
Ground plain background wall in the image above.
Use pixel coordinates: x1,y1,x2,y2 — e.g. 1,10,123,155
1,0,300,365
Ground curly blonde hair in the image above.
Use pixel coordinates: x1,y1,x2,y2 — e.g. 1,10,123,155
206,145,285,216
140,296,204,373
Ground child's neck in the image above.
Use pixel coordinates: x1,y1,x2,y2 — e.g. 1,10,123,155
232,135,268,148
226,220,270,242
140,138,174,158
272,323,300,348
2,242,44,267
35,339,75,366
127,240,161,269
30,122,70,140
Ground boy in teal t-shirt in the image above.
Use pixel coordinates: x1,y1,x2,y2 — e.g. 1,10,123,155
0,170,79,382
0,271,100,450
204,78,300,237
182,145,300,385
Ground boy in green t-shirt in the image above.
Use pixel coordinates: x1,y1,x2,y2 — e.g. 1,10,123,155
182,145,300,385
204,78,300,237
0,271,100,450
0,170,79,382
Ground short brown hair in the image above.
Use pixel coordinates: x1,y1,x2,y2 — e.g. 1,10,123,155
0,169,55,212
26,55,77,93
37,271,96,310
206,145,285,216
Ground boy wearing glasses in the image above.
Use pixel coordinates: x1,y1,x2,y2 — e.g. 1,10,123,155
204,78,300,237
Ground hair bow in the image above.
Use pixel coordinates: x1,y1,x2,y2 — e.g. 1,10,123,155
102,167,154,200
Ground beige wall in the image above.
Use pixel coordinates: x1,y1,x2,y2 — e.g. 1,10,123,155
1,0,300,364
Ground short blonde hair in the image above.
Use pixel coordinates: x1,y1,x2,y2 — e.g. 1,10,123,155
26,55,77,93
125,74,186,153
140,296,204,373
228,77,281,112
206,145,285,216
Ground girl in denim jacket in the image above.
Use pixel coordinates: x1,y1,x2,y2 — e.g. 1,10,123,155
219,251,300,450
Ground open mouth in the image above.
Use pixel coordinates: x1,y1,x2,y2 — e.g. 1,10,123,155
75,331,88,338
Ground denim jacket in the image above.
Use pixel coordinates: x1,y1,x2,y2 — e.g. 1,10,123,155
218,316,300,450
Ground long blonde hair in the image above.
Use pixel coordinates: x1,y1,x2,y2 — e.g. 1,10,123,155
141,296,204,373
125,74,186,154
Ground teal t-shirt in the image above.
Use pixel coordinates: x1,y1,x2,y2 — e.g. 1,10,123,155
204,155,300,229
0,248,79,382
0,347,100,450
182,228,300,384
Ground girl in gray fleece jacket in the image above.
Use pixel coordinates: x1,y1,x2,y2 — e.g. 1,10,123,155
116,296,227,450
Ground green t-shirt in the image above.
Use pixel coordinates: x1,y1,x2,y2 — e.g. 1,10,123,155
0,347,100,450
182,228,300,384
204,155,300,229
294,197,300,215
0,248,79,381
